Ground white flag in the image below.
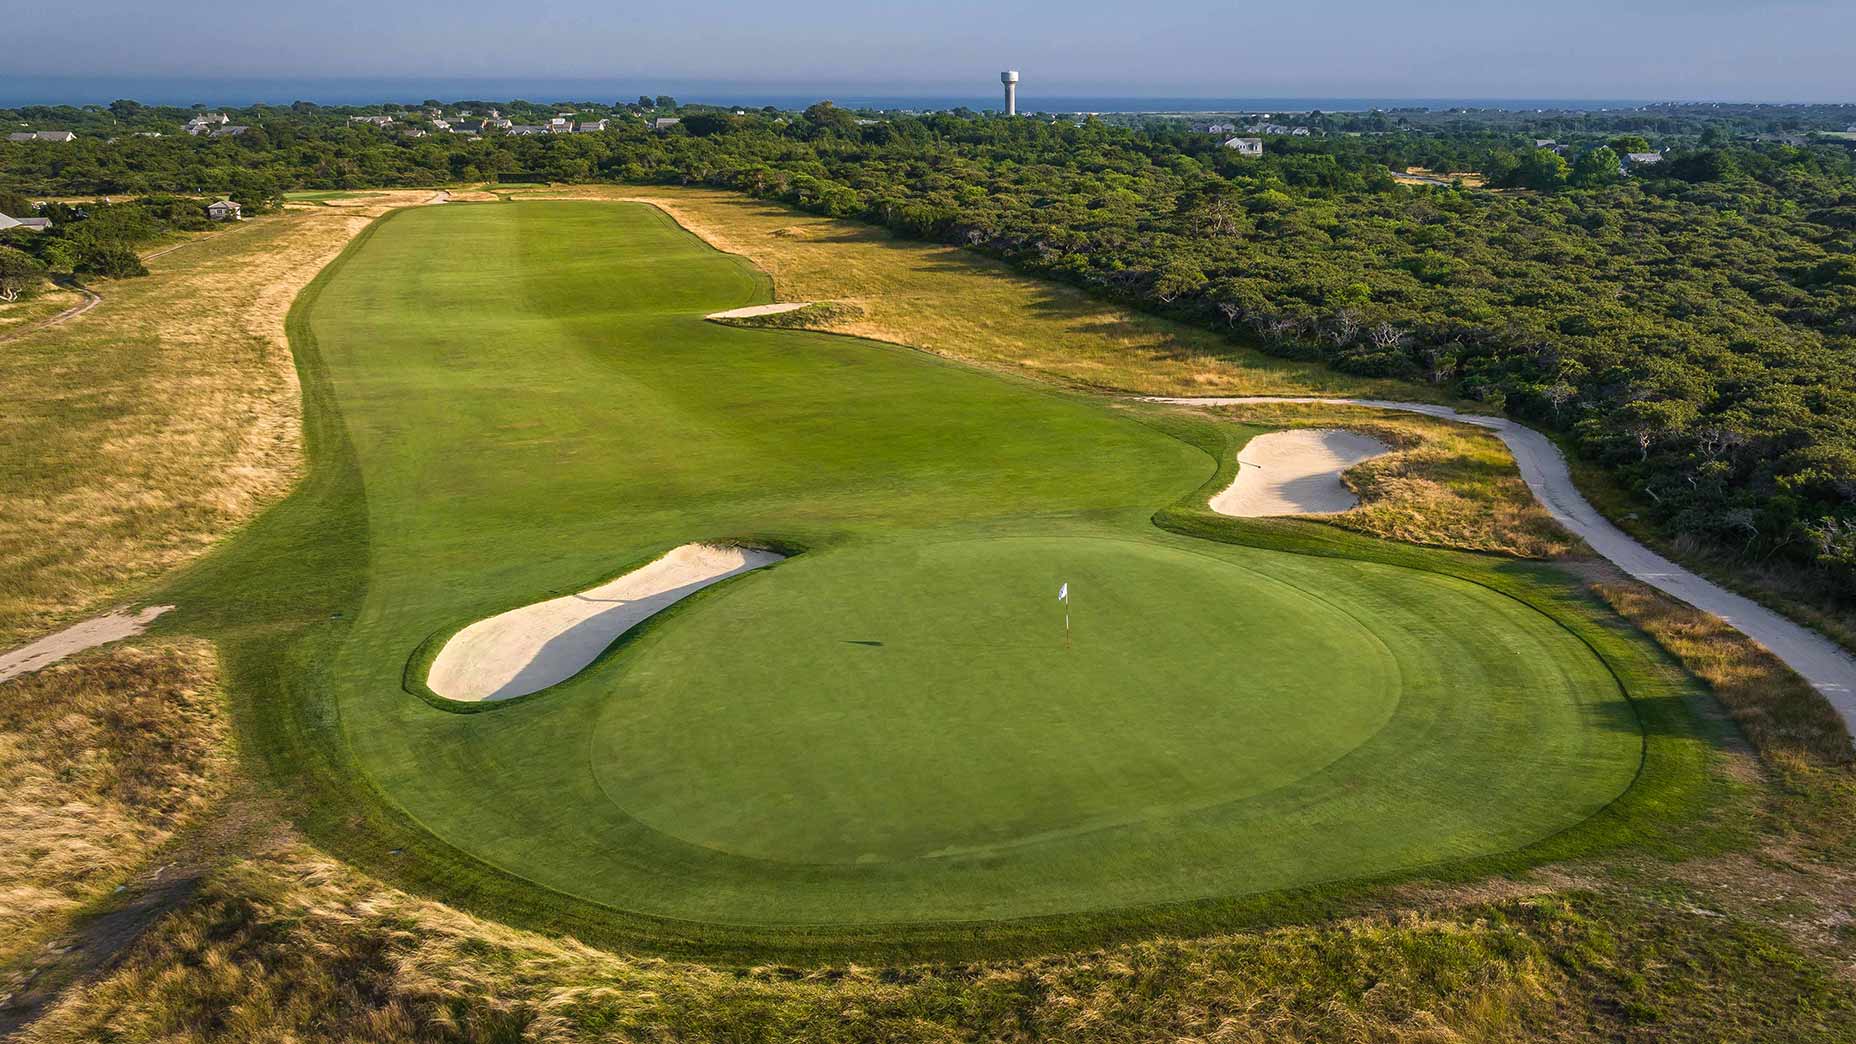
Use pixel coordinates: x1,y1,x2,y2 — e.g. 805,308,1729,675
1057,582,1069,603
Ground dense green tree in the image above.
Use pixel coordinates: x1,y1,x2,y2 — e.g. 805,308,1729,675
0,246,46,301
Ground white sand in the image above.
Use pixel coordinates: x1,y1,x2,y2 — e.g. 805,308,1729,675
705,302,811,320
1211,428,1391,517
1147,395,1856,737
0,605,174,684
426,543,783,702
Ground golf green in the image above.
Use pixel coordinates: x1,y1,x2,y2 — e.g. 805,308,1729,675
166,201,1651,936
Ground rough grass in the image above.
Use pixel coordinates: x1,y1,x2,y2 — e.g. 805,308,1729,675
532,185,1446,403
0,640,229,965
1593,583,1854,767
1195,401,1581,559
18,840,1855,1044
0,191,442,647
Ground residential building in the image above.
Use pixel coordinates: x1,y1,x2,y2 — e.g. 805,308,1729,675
574,119,609,132
206,200,242,221
349,115,395,126
652,117,681,130
1624,151,1664,168
507,124,547,136
7,130,76,142
0,212,52,231
208,125,250,138
1223,136,1264,157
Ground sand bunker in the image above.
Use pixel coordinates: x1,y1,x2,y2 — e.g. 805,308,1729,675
0,605,174,684
426,543,783,702
1210,429,1392,517
705,302,811,320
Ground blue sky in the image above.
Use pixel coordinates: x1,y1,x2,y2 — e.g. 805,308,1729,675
10,0,1855,102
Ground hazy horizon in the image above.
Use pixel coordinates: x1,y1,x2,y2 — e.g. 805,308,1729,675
7,0,1856,106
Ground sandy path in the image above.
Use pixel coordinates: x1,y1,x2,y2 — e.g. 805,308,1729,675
0,286,100,345
1213,429,1391,516
0,605,172,684
1150,396,1856,733
427,544,783,702
706,302,811,320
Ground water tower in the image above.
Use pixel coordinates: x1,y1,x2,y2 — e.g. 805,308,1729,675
1001,70,1019,116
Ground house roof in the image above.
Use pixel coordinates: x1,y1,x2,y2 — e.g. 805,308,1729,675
207,199,239,210
1626,152,1663,163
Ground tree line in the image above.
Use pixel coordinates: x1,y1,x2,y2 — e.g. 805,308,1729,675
4,100,1854,593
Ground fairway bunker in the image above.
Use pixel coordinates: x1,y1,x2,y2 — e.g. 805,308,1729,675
706,302,812,320
1213,429,1392,517
427,543,783,702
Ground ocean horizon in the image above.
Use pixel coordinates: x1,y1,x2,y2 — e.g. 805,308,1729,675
0,76,1681,113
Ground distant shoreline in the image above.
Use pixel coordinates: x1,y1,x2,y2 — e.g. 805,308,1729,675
0,77,1700,112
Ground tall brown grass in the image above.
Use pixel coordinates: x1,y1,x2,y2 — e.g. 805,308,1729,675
0,641,229,965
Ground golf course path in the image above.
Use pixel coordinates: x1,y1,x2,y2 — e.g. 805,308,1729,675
427,543,783,702
0,604,173,683
1213,428,1391,517
1150,396,1856,732
706,302,811,320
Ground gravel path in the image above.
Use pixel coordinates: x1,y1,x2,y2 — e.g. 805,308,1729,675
0,605,173,683
1149,396,1856,732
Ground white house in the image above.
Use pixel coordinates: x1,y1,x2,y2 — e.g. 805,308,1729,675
652,117,681,130
1223,136,1264,157
1624,152,1664,169
574,119,609,133
206,200,242,221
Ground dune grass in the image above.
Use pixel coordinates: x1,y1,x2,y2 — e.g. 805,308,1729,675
0,641,229,966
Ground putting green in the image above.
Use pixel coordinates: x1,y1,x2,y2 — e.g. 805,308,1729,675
165,200,1652,939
